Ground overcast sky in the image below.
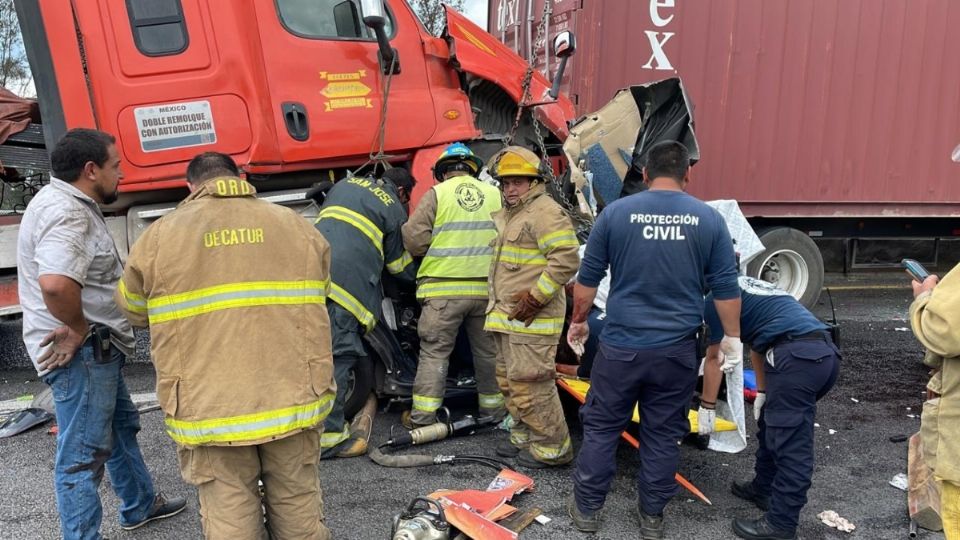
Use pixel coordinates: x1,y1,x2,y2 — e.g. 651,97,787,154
462,0,489,28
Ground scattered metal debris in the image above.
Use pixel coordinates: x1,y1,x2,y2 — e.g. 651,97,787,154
889,473,909,491
0,407,53,438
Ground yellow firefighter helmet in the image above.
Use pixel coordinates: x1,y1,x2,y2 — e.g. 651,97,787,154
487,146,545,181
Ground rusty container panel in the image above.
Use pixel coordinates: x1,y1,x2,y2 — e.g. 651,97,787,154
488,0,960,217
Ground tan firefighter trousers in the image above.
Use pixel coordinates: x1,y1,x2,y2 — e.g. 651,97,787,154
493,332,573,465
177,428,331,540
411,298,505,425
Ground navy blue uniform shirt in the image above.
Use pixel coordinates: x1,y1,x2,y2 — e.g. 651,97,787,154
704,276,828,352
316,177,415,328
578,190,739,349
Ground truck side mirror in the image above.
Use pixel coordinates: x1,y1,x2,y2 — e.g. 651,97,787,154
548,31,576,99
360,0,401,74
553,31,576,59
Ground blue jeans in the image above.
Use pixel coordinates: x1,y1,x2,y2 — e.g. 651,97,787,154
43,344,157,540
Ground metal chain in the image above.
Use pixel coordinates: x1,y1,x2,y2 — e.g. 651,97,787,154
360,54,400,176
503,70,533,147
504,0,551,146
534,115,594,232
501,2,592,232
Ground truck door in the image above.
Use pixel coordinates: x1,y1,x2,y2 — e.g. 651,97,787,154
253,0,437,165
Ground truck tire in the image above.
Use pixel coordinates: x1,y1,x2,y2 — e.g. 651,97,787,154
746,227,824,308
343,356,375,420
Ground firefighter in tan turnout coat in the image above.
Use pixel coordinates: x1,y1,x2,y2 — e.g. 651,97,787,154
485,146,581,468
116,152,336,540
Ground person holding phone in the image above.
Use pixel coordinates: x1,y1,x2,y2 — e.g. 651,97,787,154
17,129,185,539
908,260,960,539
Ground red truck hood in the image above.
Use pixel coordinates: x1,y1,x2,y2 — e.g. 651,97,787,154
444,6,575,140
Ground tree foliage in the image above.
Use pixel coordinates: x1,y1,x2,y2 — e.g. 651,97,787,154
410,0,466,36
0,0,30,95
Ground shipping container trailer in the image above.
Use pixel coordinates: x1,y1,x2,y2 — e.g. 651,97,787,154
490,0,960,305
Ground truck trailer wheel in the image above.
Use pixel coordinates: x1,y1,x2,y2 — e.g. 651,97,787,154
746,227,824,308
343,356,375,420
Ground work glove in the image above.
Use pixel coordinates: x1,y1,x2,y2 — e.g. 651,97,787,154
753,392,766,422
719,335,743,373
508,291,544,327
697,406,716,435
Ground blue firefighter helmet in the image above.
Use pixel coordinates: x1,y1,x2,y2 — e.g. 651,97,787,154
433,142,484,181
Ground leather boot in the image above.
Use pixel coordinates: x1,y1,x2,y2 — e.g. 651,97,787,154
495,440,520,458
639,510,664,540
731,480,770,511
567,493,600,533
732,517,797,540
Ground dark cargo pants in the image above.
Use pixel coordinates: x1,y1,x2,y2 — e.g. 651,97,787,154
573,339,698,516
752,337,839,532
321,303,367,454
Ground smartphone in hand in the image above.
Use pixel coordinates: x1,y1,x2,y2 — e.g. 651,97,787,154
902,259,931,282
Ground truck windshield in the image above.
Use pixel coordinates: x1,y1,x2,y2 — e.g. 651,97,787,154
275,0,394,40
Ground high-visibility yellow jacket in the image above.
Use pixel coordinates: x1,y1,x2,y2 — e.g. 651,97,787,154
485,183,580,338
403,175,502,300
116,177,335,448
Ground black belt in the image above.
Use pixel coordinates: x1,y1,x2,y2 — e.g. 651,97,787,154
771,330,832,349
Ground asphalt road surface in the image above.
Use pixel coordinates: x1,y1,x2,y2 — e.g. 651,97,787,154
0,273,947,539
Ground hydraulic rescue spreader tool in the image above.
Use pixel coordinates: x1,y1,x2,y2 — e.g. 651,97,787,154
371,407,509,470
384,407,496,448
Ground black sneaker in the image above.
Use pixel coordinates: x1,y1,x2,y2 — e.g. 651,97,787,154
567,493,600,533
732,517,796,540
120,492,187,530
731,480,770,511
496,440,521,458
639,510,664,540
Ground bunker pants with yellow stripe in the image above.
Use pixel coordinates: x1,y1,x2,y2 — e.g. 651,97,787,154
411,298,504,425
493,332,572,465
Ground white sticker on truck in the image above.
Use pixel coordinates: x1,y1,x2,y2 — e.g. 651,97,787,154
134,100,216,152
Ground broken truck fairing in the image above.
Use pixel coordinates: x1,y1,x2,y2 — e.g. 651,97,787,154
563,78,698,212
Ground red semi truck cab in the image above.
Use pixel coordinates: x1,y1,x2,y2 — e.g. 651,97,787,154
0,0,577,315
14,0,574,208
